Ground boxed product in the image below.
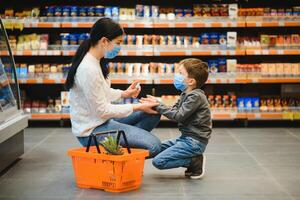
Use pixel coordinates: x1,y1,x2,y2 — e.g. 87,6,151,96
227,32,237,47
208,60,219,74
226,59,237,73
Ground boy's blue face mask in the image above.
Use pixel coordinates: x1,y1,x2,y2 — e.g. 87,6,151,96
173,74,187,92
104,43,121,59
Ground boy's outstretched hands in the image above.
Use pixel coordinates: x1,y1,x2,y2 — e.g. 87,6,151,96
140,95,159,104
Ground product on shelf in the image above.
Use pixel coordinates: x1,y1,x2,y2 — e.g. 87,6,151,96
238,6,300,16
237,63,300,77
9,34,49,51
260,97,300,112
239,34,300,48
15,63,70,78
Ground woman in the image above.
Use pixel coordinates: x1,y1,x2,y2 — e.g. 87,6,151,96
65,18,161,157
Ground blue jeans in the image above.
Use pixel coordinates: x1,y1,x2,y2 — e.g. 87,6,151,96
152,136,206,169
77,111,162,158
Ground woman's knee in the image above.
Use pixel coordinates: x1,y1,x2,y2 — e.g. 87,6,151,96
147,138,162,158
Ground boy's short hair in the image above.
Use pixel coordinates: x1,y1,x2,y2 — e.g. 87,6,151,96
179,58,209,88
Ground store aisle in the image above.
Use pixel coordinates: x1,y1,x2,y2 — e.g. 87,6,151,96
0,127,300,200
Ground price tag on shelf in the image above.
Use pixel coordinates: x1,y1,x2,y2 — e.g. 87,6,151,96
278,21,285,27
278,50,284,55
262,50,269,55
254,50,261,55
211,50,218,55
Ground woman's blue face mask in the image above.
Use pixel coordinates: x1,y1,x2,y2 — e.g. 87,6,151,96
104,43,121,59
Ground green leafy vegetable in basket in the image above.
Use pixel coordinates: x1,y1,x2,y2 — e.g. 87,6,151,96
100,136,124,155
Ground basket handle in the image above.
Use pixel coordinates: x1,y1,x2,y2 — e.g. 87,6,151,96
85,130,131,154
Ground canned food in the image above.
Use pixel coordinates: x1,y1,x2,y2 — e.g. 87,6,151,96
62,6,70,17
95,6,105,17
70,6,78,17
104,7,112,17
79,7,87,17
46,6,55,17
54,6,62,17
60,33,69,45
87,7,95,16
144,5,151,17
151,5,159,17
136,5,144,17
112,7,119,19
69,34,78,45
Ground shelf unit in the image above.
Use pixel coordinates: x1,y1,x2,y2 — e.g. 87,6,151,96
2,0,300,125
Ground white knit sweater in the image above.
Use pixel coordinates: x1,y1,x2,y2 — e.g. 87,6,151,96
70,53,133,137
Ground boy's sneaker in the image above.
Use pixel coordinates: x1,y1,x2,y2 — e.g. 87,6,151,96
185,154,206,179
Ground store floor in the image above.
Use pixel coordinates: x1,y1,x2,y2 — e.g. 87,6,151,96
0,127,300,200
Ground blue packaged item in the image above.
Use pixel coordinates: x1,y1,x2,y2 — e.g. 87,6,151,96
113,63,118,73
87,7,95,16
208,60,219,74
183,8,193,17
132,35,137,45
136,5,144,17
62,6,70,17
124,98,132,104
209,32,219,45
123,35,128,45
16,67,21,77
122,63,126,73
78,33,88,44
112,7,119,19
54,6,62,17
237,98,245,112
69,34,78,45
218,58,227,72
200,33,209,45
175,8,184,17
60,33,69,45
104,7,112,17
79,7,87,16
219,33,227,46
252,97,260,111
19,66,28,78
151,5,159,17
132,98,140,104
95,6,104,16
143,5,151,17
70,6,78,16
46,6,55,17
245,98,253,111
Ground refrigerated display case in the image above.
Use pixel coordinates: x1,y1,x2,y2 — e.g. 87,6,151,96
0,18,28,172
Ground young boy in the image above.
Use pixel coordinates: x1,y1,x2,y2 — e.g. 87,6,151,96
142,58,212,179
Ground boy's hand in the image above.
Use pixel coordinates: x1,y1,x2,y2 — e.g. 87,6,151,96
140,95,159,104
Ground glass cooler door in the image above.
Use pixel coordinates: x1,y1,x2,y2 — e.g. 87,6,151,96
0,18,21,123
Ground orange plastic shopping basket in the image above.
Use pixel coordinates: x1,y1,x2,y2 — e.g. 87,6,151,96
68,130,149,193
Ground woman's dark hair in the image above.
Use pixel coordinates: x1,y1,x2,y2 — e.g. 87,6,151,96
65,18,124,90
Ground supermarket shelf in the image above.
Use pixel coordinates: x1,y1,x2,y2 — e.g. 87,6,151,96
15,76,300,85
246,16,300,27
249,77,300,83
246,49,300,55
27,111,300,121
4,17,300,29
17,77,153,84
3,48,300,57
29,113,70,120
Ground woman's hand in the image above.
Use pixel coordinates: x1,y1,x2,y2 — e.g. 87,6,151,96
122,80,141,98
133,102,159,114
